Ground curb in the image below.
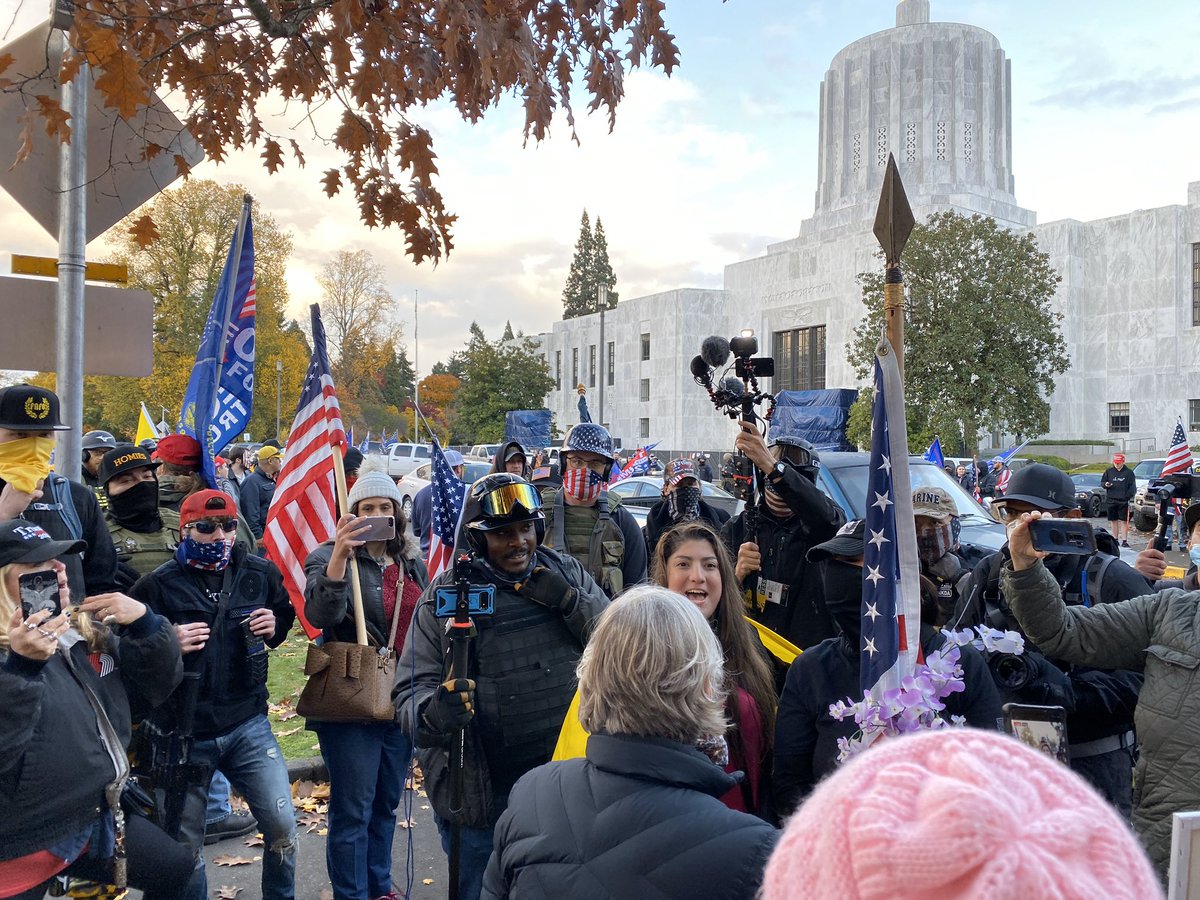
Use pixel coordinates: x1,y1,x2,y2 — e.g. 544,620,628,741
286,755,328,783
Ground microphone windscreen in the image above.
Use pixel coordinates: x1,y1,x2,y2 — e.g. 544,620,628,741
720,377,744,398
700,335,731,368
690,355,712,380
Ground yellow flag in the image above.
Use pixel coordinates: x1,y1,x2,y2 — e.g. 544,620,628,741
135,402,159,445
552,618,801,761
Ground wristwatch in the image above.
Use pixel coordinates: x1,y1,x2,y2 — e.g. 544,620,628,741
770,462,786,482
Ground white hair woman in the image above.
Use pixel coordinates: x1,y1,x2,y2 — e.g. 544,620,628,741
481,585,778,900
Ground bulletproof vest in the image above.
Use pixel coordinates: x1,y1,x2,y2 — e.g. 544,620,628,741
106,509,181,577
544,490,625,596
469,571,585,789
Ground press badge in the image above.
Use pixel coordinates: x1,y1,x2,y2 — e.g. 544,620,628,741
759,578,789,607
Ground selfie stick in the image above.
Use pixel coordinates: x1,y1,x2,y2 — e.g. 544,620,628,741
447,552,475,900
332,448,368,645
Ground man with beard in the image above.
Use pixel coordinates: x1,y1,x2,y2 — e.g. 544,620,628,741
721,421,845,649
541,423,646,598
100,443,180,588
395,473,608,900
644,457,729,557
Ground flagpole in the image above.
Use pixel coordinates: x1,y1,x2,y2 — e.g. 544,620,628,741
331,422,369,645
210,195,253,432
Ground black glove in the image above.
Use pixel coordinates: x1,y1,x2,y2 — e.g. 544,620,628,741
516,566,575,610
422,678,476,733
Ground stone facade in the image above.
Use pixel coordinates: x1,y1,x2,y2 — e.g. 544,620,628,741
537,3,1200,457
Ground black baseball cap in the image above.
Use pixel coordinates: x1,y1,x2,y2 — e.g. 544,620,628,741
0,519,85,567
1184,503,1200,537
98,443,160,486
0,384,69,432
807,518,867,562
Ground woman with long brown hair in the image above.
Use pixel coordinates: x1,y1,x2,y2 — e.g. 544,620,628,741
651,521,777,817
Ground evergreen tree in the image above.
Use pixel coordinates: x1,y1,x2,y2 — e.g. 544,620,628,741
381,343,416,409
501,320,515,341
452,322,555,442
561,210,595,319
591,217,618,308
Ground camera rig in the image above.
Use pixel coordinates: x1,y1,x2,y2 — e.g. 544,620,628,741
1147,474,1200,552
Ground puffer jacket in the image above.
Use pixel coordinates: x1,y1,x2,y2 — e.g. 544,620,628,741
482,733,778,900
1002,559,1200,878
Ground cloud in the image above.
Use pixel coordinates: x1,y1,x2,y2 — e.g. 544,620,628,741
1035,74,1200,110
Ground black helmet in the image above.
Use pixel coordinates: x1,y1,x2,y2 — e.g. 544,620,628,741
1000,463,1076,511
138,437,158,453
769,433,820,479
462,474,545,554
82,430,117,451
562,423,616,476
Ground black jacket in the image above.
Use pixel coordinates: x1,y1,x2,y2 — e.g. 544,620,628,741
721,466,844,648
0,611,181,859
1102,466,1136,502
772,625,1001,818
239,470,277,538
644,498,730,559
482,733,778,900
5,472,120,600
132,544,294,738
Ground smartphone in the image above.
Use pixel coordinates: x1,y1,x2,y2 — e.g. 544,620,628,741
1003,703,1069,763
1028,518,1095,555
354,515,396,543
434,584,496,618
19,570,62,619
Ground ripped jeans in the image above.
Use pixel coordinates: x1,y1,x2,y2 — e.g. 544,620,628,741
179,714,297,900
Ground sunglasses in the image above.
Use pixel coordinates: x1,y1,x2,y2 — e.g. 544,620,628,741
188,518,238,534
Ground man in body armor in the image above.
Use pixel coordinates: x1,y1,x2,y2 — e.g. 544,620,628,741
100,443,180,588
721,422,844,648
540,423,646,597
956,464,1151,816
395,474,609,900
912,486,973,627
81,429,118,508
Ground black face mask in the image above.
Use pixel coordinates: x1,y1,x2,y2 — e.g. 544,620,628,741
106,479,162,530
820,559,863,644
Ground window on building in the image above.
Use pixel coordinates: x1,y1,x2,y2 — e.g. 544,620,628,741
640,333,651,360
1192,243,1200,326
639,378,650,402
572,348,579,388
773,325,827,391
554,351,562,391
1190,399,1200,432
1108,402,1130,434
588,345,597,387
607,341,615,386
639,418,650,439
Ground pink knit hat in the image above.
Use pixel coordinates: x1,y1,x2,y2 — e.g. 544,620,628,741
762,729,1161,900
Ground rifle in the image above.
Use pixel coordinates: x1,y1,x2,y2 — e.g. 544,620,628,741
139,671,210,839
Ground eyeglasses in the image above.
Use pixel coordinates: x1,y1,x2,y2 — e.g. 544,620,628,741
563,454,608,473
189,518,238,534
477,482,542,518
992,502,1065,522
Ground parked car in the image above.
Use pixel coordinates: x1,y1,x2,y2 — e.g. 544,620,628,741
395,457,492,517
469,444,501,463
607,476,744,518
385,442,432,479
1071,472,1106,518
1131,456,1200,531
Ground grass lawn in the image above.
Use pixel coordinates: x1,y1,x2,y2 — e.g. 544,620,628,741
266,629,320,760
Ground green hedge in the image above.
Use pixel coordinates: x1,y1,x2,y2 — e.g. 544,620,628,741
1027,439,1114,447
1025,454,1071,471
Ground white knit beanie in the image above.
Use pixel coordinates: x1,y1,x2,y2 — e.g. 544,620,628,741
347,470,403,512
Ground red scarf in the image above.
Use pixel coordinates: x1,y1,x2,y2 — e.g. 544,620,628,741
381,561,421,653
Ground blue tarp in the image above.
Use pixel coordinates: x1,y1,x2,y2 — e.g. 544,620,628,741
771,389,858,452
506,409,552,451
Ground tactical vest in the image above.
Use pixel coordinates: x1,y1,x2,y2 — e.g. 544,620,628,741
544,490,626,596
106,509,181,577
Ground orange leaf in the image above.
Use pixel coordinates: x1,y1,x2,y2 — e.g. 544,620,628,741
261,139,284,174
59,51,83,86
216,887,242,899
0,52,13,76
128,214,160,249
321,168,341,197
173,154,192,179
35,95,72,144
211,854,256,867
93,47,151,120
141,142,163,162
10,113,33,171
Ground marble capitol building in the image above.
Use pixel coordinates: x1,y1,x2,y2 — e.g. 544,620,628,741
537,0,1200,456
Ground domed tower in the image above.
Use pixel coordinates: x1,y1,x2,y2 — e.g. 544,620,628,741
808,0,1035,236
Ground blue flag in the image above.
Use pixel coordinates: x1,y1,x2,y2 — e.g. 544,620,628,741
923,437,944,470
995,438,1030,465
180,198,256,489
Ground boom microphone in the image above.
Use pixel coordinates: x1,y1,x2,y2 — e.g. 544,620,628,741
690,355,712,382
700,335,731,368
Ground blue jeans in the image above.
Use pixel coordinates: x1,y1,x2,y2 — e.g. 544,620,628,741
179,715,297,900
314,721,413,900
433,816,494,900
206,769,233,826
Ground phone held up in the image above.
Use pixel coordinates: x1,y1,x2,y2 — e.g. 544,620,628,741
1002,703,1069,763
1028,518,1095,556
434,584,496,618
19,569,62,619
354,515,396,543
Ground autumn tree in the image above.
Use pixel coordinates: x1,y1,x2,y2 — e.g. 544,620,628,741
417,373,461,444
561,209,619,318
452,322,555,443
7,3,679,263
846,211,1067,453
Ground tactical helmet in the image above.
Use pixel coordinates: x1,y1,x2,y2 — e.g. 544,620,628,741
462,473,546,555
138,437,158,454
82,430,118,451
562,423,616,476
769,433,820,479
998,463,1076,511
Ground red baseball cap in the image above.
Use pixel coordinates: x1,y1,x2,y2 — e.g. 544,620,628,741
180,489,238,526
1113,453,1125,465
157,433,203,468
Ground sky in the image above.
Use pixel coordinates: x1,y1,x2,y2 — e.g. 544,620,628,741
0,0,1197,379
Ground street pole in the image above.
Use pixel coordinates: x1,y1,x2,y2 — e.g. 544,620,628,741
275,358,282,438
872,153,915,381
54,32,87,483
597,284,608,426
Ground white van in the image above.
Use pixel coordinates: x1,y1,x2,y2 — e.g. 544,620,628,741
385,442,431,479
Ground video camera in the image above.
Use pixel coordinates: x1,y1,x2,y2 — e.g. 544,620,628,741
1147,474,1200,552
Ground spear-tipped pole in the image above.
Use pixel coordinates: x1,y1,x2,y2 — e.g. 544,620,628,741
872,154,916,381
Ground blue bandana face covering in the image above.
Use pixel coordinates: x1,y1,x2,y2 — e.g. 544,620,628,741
175,536,234,571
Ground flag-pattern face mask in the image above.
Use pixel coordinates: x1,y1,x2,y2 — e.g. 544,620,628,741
563,466,604,503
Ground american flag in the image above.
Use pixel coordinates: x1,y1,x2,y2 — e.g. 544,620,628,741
861,342,922,697
610,442,659,483
262,304,346,639
427,438,467,581
996,467,1011,496
1162,418,1192,477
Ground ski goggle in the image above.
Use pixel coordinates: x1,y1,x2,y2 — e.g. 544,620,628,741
476,482,542,518
188,518,238,534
